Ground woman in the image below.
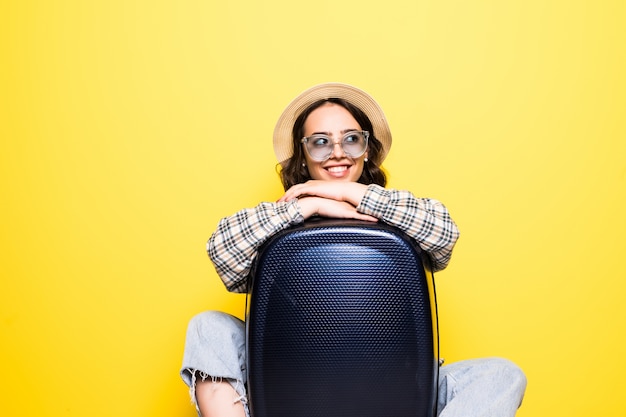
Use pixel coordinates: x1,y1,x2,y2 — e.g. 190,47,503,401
181,83,527,417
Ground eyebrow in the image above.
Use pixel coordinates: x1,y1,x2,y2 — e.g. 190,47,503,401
309,129,361,136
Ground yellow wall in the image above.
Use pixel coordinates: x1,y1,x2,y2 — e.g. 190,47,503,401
1,1,624,416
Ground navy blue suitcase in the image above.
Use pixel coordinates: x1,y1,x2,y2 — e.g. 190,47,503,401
246,219,439,417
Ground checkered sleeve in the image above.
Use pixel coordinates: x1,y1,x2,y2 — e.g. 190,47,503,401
207,200,305,293
357,184,460,272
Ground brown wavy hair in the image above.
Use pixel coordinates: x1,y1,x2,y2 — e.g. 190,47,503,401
278,98,387,190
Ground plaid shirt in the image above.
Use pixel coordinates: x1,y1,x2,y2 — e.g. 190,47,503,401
207,184,460,293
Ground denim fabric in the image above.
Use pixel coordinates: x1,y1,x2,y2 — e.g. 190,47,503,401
181,311,526,417
437,357,527,417
181,311,248,416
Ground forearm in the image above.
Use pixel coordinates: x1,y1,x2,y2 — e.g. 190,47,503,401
207,200,304,293
357,184,460,272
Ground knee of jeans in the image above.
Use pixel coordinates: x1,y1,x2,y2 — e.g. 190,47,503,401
189,310,223,329
492,357,528,393
188,310,234,339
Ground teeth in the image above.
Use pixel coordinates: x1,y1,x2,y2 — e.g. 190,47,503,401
327,166,347,173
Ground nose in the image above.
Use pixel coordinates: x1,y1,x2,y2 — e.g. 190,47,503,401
329,141,347,159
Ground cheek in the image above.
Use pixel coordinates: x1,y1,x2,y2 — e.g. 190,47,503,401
307,163,326,180
301,149,320,179
350,162,365,181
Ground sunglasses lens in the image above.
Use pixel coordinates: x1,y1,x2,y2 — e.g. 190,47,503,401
306,136,332,160
303,131,369,161
342,132,367,157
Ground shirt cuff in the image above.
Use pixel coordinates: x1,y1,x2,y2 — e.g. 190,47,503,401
284,199,305,224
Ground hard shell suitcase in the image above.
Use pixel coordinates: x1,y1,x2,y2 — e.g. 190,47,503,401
246,219,439,417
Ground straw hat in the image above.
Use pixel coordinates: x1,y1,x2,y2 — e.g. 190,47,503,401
272,83,392,164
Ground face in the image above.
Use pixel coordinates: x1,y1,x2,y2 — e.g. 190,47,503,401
302,102,368,182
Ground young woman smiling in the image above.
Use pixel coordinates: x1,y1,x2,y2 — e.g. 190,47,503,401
180,83,526,417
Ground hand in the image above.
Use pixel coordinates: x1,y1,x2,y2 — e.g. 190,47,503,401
279,180,368,207
297,197,378,222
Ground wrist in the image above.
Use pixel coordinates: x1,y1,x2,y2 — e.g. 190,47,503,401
296,197,318,220
345,182,368,206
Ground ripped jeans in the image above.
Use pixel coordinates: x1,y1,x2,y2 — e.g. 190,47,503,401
180,311,527,417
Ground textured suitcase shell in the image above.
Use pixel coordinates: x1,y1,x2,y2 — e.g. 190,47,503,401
246,219,439,417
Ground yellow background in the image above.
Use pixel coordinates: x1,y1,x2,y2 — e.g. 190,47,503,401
2,1,624,416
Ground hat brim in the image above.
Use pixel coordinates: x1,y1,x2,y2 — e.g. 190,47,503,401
273,83,392,164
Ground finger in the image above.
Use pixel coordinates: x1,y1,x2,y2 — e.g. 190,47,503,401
278,189,299,202
281,190,305,202
354,214,379,222
280,184,308,202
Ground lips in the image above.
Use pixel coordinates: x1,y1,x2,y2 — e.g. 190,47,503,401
326,166,349,173
324,164,352,178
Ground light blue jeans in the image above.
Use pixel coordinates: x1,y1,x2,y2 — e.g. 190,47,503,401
181,311,527,417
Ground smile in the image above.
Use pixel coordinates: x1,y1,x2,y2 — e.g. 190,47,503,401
326,166,349,173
